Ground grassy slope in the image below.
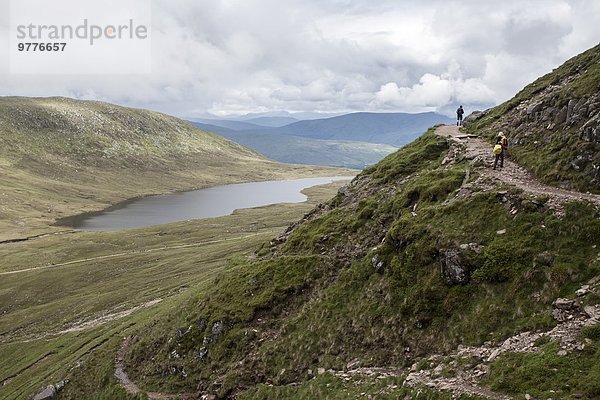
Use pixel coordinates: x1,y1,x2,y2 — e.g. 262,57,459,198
0,182,347,400
0,97,347,241
121,129,599,399
465,43,600,193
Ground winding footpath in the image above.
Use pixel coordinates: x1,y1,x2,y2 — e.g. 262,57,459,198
116,336,196,400
436,125,600,207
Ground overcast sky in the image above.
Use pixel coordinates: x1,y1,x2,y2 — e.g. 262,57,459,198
0,0,599,118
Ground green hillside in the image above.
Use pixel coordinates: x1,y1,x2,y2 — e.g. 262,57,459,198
112,128,598,399
465,43,600,193
0,97,344,241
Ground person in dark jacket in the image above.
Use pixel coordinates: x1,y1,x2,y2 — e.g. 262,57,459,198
456,105,464,126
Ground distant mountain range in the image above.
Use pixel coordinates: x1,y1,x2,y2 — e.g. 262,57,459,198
271,112,453,146
196,110,344,122
190,111,452,168
192,122,397,169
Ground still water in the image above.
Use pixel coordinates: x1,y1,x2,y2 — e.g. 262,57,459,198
64,176,351,231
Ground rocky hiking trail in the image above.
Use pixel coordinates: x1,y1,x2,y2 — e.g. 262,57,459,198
436,125,600,208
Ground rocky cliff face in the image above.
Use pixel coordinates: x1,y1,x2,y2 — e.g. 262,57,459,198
465,43,600,192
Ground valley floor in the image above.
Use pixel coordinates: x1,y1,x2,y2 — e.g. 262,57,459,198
0,182,346,400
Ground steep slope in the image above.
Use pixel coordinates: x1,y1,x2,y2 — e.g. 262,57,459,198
111,127,599,399
274,111,453,146
0,97,342,240
465,43,600,193
191,122,397,168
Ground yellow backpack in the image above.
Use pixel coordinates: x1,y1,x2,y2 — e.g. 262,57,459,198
493,144,503,155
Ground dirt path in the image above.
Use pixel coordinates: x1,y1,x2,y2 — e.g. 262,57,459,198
116,336,197,400
0,232,274,276
436,125,600,207
1,299,166,344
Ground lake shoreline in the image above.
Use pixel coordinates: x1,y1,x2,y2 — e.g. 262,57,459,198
56,176,354,231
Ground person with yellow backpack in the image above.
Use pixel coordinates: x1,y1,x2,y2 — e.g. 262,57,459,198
493,131,508,170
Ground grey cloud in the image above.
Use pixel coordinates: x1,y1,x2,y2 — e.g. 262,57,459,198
0,0,599,117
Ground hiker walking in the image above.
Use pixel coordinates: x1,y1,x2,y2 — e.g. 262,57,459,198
493,131,508,170
456,105,464,126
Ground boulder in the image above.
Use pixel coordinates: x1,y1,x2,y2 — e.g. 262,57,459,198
527,102,543,116
197,347,209,362
541,107,554,122
197,318,208,332
554,298,578,310
552,298,580,322
33,386,56,400
371,254,385,272
567,98,577,119
211,321,225,342
579,115,600,143
175,326,191,341
583,305,600,320
440,249,469,285
555,106,568,125
576,285,590,297
459,243,484,254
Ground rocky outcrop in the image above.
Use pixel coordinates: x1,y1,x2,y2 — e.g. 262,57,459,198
552,298,581,322
462,110,489,127
466,44,600,191
404,283,599,399
508,89,600,146
33,381,67,400
439,249,470,285
371,254,385,272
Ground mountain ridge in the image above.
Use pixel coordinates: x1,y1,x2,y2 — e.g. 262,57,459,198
190,111,452,168
273,111,453,146
191,121,398,168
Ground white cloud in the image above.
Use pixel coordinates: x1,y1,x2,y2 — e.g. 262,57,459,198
0,0,599,117
374,61,496,112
